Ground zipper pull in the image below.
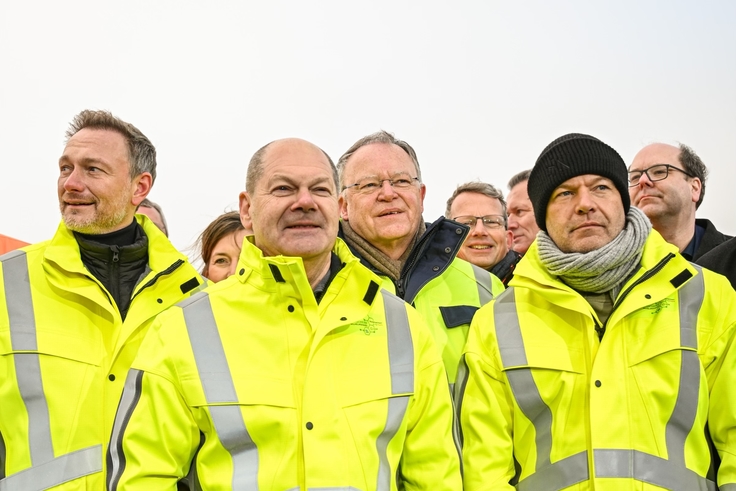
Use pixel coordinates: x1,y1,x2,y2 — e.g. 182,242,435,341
594,320,605,341
112,246,120,263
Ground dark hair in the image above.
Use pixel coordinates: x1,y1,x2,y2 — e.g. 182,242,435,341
66,109,157,183
678,143,708,209
197,211,245,278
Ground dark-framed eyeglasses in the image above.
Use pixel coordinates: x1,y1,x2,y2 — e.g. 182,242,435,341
452,215,506,230
628,164,696,187
343,174,420,195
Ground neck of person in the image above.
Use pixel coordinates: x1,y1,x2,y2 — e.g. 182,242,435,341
651,210,696,253
304,252,333,290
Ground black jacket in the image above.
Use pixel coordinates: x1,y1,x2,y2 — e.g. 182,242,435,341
696,236,736,290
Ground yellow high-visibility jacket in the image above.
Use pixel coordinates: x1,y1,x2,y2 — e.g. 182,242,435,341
457,231,736,491
0,217,202,490
107,238,462,491
341,218,504,384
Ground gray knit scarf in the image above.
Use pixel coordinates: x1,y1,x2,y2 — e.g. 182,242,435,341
536,207,651,293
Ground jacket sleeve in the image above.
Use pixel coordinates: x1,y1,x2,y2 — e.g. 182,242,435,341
107,319,200,490
456,303,517,491
399,308,463,491
700,275,736,487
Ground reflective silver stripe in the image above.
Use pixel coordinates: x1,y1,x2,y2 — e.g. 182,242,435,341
2,251,54,466
107,369,145,491
0,445,102,491
471,264,493,305
594,449,715,491
494,289,555,473
376,291,413,491
287,487,364,490
517,451,588,491
381,291,414,395
666,269,704,468
182,293,258,490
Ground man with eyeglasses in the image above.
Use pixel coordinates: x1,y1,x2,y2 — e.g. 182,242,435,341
337,130,503,386
445,181,521,286
629,142,730,262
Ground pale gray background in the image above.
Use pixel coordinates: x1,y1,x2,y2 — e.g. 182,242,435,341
2,1,734,259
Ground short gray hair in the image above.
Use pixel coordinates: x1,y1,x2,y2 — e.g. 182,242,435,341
246,140,337,194
66,109,157,183
337,130,422,190
445,181,508,225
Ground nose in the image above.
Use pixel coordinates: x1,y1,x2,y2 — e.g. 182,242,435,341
575,189,596,214
291,187,318,211
470,218,489,235
61,167,84,193
637,171,654,187
508,215,518,230
376,180,398,201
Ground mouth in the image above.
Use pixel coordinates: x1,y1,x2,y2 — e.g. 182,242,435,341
467,244,493,250
377,209,403,217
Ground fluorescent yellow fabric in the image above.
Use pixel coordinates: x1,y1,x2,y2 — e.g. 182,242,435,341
0,217,201,490
458,231,736,490
380,257,505,383
109,238,462,490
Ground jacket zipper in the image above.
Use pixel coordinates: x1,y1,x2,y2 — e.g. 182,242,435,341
597,252,676,340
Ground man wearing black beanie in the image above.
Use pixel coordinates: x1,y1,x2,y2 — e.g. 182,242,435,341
457,133,736,490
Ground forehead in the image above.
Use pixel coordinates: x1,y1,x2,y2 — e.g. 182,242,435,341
507,182,530,205
62,128,129,162
630,143,680,169
261,139,332,180
450,192,503,215
345,143,415,177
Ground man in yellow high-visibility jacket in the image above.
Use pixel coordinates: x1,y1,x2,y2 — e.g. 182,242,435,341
107,138,462,490
0,110,202,490
457,133,736,490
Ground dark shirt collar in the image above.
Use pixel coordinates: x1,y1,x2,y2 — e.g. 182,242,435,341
681,222,706,261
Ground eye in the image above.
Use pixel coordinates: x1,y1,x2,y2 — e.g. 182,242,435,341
651,167,668,178
312,186,333,197
393,178,412,186
358,180,379,191
272,185,293,196
212,257,230,266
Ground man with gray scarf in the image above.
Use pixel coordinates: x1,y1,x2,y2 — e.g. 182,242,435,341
456,133,736,490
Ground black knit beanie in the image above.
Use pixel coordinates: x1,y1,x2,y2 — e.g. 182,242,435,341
527,133,630,232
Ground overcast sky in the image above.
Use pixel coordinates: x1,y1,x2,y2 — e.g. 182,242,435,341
2,1,735,260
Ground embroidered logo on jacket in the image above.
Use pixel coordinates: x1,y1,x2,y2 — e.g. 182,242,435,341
354,316,382,336
644,298,674,314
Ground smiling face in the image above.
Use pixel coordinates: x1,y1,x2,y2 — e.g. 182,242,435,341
449,192,512,270
240,139,339,266
628,143,700,226
546,174,626,253
205,228,247,283
339,143,426,259
58,128,151,234
506,180,540,254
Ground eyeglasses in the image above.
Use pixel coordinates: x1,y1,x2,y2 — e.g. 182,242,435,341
343,174,420,195
628,164,696,187
453,215,506,230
